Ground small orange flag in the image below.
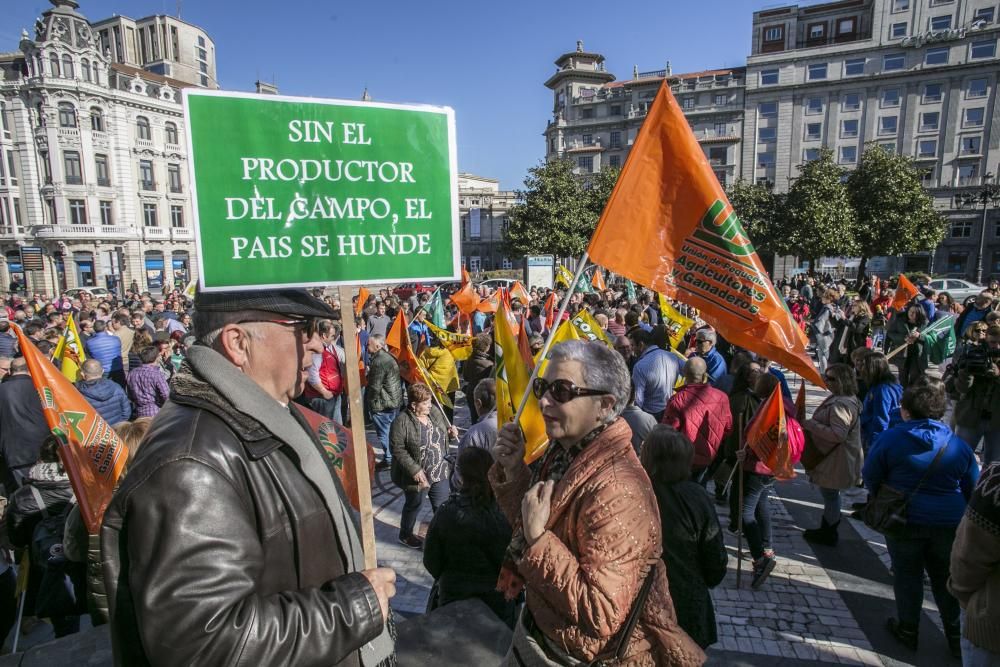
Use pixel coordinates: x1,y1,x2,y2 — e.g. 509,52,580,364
745,384,795,480
891,274,920,312
585,82,823,388
591,269,607,292
543,292,558,330
476,289,500,314
386,311,421,385
461,266,472,286
450,282,481,314
12,324,128,534
355,287,370,318
511,281,531,305
795,381,807,420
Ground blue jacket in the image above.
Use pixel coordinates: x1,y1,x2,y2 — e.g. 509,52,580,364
863,419,979,526
0,330,16,358
860,381,903,448
700,348,728,386
769,367,792,402
77,378,132,426
85,332,123,375
632,345,680,415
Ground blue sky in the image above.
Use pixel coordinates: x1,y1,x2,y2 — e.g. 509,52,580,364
4,0,771,189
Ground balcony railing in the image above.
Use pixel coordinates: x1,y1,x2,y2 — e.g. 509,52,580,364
143,226,170,240
0,226,16,239
171,227,193,241
30,224,138,240
135,138,155,150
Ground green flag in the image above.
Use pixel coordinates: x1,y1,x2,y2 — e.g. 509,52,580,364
625,280,636,302
922,314,957,365
426,288,446,329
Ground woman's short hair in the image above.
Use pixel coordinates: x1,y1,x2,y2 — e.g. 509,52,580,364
457,447,495,507
640,425,693,484
901,379,947,420
547,340,630,422
407,383,432,406
825,363,858,397
859,351,896,387
117,417,154,471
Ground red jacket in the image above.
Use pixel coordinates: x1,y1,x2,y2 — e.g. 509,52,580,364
662,383,733,467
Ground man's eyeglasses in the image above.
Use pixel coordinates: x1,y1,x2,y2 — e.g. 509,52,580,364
236,317,320,339
531,377,609,404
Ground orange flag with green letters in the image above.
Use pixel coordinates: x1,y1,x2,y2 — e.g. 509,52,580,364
745,384,795,480
12,324,129,534
891,273,920,312
586,82,823,387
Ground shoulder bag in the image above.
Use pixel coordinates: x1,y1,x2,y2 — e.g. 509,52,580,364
862,444,947,535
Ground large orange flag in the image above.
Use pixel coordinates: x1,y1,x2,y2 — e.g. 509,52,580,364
298,405,376,511
13,324,128,534
586,83,823,387
355,287,370,318
891,274,920,312
745,384,795,480
385,311,421,384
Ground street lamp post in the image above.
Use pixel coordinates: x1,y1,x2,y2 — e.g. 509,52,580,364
957,173,1000,284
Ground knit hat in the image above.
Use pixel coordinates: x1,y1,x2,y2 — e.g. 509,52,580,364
194,287,335,319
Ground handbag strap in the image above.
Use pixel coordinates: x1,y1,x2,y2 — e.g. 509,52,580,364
901,443,948,510
583,562,658,666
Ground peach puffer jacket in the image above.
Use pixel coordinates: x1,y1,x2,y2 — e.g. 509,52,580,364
490,418,706,666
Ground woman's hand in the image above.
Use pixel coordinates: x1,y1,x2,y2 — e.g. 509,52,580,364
414,470,430,489
493,422,526,475
521,480,554,546
447,425,459,440
735,448,747,463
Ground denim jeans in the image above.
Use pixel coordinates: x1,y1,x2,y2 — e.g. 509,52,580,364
885,524,960,630
308,395,343,424
371,409,398,463
399,480,449,539
956,422,1000,465
961,610,1000,667
731,471,773,560
819,487,842,525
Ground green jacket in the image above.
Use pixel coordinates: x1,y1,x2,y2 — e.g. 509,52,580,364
365,349,402,414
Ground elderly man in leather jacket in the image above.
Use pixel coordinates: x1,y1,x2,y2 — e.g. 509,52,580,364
101,289,397,667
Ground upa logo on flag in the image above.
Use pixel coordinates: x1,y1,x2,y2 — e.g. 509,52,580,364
693,200,756,259
317,420,348,470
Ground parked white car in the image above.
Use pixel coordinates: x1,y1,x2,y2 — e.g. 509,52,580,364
927,278,985,302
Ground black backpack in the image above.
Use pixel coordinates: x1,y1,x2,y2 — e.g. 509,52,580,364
27,486,80,618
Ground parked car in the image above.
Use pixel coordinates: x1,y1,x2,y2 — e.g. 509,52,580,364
392,283,437,300
927,278,985,302
478,278,516,292
64,287,111,299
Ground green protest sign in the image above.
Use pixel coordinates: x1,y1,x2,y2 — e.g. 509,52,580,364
183,90,459,291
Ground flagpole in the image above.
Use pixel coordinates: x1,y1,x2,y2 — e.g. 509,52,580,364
736,456,745,589
513,252,590,422
10,588,25,654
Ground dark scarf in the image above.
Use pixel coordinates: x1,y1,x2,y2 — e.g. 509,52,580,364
968,462,1000,539
497,424,607,601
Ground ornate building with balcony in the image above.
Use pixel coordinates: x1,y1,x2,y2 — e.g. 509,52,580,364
458,173,517,274
0,0,215,295
543,41,746,187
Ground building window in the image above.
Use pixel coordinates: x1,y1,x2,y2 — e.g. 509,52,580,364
90,107,104,132
950,221,971,240
925,47,949,66
805,97,823,114
804,148,821,161
95,154,110,186
580,107,595,120
960,136,982,155
841,119,859,138
923,83,943,102
164,122,179,145
805,122,823,140
168,164,182,192
200,75,208,87
143,203,158,227
882,89,900,107
62,54,74,79
837,17,856,35
760,69,779,85
843,93,862,111
844,58,865,75
68,199,86,225
892,0,909,11
582,133,592,146
170,205,184,228
879,116,898,135
609,104,621,116
714,122,728,136
764,26,783,42
883,53,905,71
468,257,481,273
759,101,778,117
63,151,82,184
929,15,952,31
808,63,828,80
975,7,995,24
139,159,154,190
99,200,113,226
880,141,897,154
49,53,60,77
58,102,76,128
920,112,940,131
918,139,938,157
920,166,936,185
839,146,858,163
967,78,988,98
946,252,969,275
608,154,620,168
577,156,593,173
809,23,826,39
758,127,777,142
714,94,728,106
606,131,620,149
964,107,985,127
891,22,908,38
682,97,695,109
136,116,151,140
709,146,728,165
970,40,997,59
757,151,776,168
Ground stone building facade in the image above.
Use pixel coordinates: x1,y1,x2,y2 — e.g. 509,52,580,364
458,173,517,273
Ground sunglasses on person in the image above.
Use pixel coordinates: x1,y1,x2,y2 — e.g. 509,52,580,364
531,377,609,403
236,316,320,339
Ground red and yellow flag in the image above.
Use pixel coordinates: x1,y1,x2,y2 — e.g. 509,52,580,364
745,384,795,480
586,83,823,387
591,269,607,292
386,311,421,385
53,313,87,382
495,302,548,463
13,324,128,534
355,287,370,318
891,273,920,312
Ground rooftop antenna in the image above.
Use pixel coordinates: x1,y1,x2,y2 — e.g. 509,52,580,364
177,0,182,19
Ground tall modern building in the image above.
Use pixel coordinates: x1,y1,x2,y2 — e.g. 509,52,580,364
744,0,999,277
543,42,747,188
0,0,218,295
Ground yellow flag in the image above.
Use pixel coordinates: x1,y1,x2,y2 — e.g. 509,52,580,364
183,279,197,299
555,265,574,288
658,294,694,352
571,310,612,346
418,347,459,408
535,319,582,377
496,302,548,463
53,313,87,382
425,320,473,361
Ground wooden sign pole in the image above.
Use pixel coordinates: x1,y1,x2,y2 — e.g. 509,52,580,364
339,285,377,569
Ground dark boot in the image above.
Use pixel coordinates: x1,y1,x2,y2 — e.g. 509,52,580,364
887,618,918,650
803,517,840,546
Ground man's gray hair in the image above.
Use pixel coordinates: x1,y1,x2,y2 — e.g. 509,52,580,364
547,340,630,423
369,333,386,349
473,377,496,413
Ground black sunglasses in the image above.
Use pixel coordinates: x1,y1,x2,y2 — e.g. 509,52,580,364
532,377,608,404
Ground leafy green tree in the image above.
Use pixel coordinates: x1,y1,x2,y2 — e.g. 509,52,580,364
847,144,946,281
783,148,857,269
725,178,790,257
584,165,620,221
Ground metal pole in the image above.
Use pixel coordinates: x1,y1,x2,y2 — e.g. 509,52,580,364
976,199,988,284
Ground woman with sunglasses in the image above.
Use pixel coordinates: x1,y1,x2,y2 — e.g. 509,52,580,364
490,340,703,666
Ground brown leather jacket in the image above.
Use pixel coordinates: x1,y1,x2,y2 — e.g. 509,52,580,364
101,368,384,667
490,418,705,666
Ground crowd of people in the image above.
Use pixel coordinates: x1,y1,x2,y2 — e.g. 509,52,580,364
0,270,995,665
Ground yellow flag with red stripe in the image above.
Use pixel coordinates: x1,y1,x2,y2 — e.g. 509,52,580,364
495,302,548,463
53,313,87,382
